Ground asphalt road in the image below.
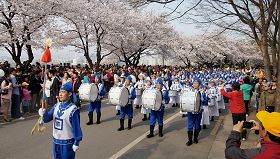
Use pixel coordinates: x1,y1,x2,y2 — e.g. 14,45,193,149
0,101,220,159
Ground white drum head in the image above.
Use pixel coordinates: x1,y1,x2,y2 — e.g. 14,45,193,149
142,90,162,110
180,91,201,113
108,87,129,106
78,83,99,102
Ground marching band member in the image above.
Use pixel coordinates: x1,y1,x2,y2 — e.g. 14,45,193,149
145,78,153,89
113,74,120,115
151,74,157,86
178,70,186,85
147,78,170,138
38,82,83,159
141,78,153,121
86,74,106,125
224,79,233,103
175,77,182,107
134,73,145,109
118,76,136,131
200,85,210,129
170,77,182,107
115,74,125,115
186,78,204,146
216,79,226,111
207,80,219,121
180,78,192,118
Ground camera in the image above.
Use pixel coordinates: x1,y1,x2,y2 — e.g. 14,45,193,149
242,121,253,129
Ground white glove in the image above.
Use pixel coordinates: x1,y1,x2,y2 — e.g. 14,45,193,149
38,108,46,117
39,118,44,125
72,145,79,152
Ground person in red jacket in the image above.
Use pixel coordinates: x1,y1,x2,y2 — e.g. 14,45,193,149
221,82,247,140
225,111,280,159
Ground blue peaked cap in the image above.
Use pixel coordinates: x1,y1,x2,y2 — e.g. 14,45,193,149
126,75,132,82
60,82,73,93
95,74,102,80
193,78,201,85
156,78,164,85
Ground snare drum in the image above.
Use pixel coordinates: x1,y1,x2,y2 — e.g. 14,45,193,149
216,94,222,102
208,98,215,106
108,87,129,106
168,90,178,97
135,89,142,96
142,89,162,111
78,83,99,102
180,90,201,113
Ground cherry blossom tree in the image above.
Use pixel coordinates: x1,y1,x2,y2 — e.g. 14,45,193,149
104,11,178,67
51,0,127,68
171,33,262,68
0,0,57,66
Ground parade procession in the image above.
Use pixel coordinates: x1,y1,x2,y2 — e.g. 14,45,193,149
1,0,280,159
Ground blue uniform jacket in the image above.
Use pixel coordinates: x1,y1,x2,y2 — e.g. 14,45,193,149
129,85,136,101
97,82,107,100
43,101,83,146
201,91,208,106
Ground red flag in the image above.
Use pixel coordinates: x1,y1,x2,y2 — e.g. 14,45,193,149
41,47,51,63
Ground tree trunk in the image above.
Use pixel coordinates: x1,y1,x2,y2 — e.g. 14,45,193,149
12,43,22,66
96,40,102,69
259,37,272,81
276,39,280,112
132,52,141,67
276,56,280,112
84,50,94,68
271,42,278,76
275,1,280,112
12,54,22,66
24,44,34,66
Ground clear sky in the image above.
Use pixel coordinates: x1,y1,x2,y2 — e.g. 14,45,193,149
0,1,204,64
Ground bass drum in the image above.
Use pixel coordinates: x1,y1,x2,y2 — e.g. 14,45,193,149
108,87,129,106
78,83,99,102
180,90,201,113
142,89,162,111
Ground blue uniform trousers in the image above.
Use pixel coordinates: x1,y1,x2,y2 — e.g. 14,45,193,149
150,109,164,126
187,112,202,131
53,143,75,159
88,100,101,114
120,104,133,120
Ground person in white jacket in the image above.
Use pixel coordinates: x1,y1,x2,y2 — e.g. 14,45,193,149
170,77,182,107
134,74,145,109
207,80,219,121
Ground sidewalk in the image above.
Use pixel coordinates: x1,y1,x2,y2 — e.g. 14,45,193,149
208,110,260,159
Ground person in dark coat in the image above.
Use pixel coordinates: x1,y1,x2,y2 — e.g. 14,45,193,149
49,70,60,106
29,71,43,111
72,72,82,108
225,111,280,159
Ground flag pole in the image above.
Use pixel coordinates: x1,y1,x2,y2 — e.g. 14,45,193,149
31,39,52,135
